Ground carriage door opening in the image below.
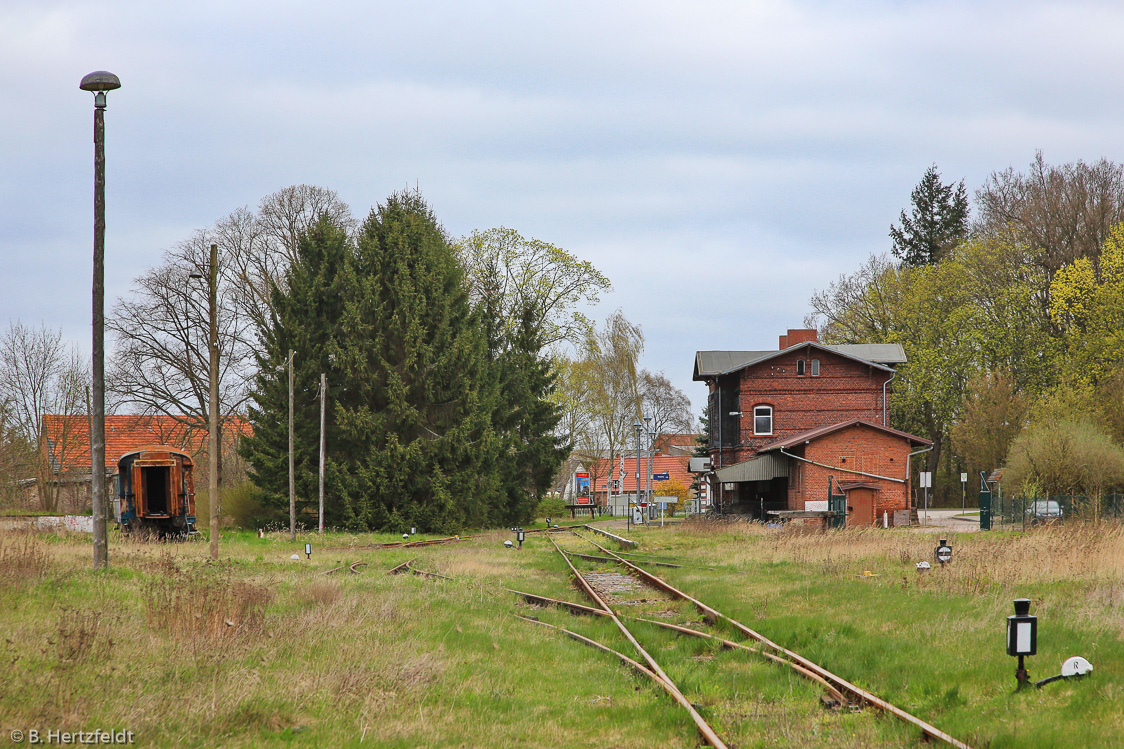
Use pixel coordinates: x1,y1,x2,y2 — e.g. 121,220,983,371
142,466,172,516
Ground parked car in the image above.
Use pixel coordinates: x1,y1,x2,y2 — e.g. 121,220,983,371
1026,500,1063,523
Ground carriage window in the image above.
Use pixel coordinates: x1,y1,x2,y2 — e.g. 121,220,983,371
754,406,773,435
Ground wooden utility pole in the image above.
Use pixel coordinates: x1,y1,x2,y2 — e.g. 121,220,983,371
288,350,296,541
207,243,220,560
318,373,326,533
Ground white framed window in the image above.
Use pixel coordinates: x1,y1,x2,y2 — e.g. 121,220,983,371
796,359,806,376
810,359,820,376
754,405,773,435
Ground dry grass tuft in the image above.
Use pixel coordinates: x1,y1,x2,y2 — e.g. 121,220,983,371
52,608,114,665
0,532,51,585
143,567,273,642
297,579,342,606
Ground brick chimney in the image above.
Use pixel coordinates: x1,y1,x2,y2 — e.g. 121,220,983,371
779,328,818,349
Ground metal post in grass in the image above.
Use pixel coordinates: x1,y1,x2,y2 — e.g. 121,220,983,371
80,70,121,571
1006,598,1037,689
631,419,641,531
961,471,967,516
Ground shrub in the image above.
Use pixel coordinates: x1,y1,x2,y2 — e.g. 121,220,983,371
535,496,567,520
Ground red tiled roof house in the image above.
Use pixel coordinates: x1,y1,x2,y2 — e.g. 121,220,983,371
38,414,249,513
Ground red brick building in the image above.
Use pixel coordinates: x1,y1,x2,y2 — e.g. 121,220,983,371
693,329,930,526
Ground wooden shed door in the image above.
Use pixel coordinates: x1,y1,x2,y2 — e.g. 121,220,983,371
846,489,876,528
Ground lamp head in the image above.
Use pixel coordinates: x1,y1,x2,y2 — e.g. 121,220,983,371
80,71,121,92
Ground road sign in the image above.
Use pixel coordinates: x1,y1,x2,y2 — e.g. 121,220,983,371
961,472,968,483
920,472,932,488
653,472,670,481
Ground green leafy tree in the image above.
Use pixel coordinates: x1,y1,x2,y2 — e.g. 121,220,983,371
241,215,354,526
1005,418,1124,505
454,227,611,350
1049,222,1124,384
890,165,969,267
951,371,1028,479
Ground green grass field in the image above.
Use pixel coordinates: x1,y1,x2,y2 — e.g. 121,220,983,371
1,521,1121,747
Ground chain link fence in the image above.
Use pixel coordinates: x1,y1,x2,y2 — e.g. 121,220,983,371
993,491,1124,530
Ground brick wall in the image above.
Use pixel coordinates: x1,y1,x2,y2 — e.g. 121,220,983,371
783,424,912,519
728,348,893,464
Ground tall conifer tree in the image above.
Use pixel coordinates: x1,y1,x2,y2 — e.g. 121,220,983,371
241,215,354,526
890,165,969,266
332,191,502,532
486,305,569,524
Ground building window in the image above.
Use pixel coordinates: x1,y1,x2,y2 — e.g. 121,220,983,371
810,359,820,376
796,359,806,376
754,405,773,435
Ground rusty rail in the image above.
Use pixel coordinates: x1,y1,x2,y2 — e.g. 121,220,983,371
577,533,972,749
506,589,608,617
546,535,727,749
631,616,846,707
580,524,637,549
569,551,681,568
323,534,471,552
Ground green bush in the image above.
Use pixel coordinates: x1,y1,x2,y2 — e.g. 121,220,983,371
535,496,567,520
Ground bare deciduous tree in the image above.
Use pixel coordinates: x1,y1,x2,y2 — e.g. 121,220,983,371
0,322,87,511
226,185,355,335
108,236,253,436
553,311,645,500
639,370,694,438
975,152,1124,276
108,184,354,436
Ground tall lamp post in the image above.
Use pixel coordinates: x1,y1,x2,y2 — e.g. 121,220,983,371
632,419,641,530
80,71,120,571
647,413,656,519
190,244,221,560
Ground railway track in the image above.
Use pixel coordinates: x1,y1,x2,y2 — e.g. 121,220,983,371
517,528,971,749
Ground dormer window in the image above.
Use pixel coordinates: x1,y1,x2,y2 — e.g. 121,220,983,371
810,359,820,376
754,406,773,435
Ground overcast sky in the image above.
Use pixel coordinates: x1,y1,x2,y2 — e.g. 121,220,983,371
4,1,1122,415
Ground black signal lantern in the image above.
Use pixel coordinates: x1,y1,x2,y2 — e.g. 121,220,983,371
935,539,952,566
516,528,526,549
1006,598,1038,688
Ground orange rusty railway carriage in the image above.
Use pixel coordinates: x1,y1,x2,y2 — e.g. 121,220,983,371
115,446,198,536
